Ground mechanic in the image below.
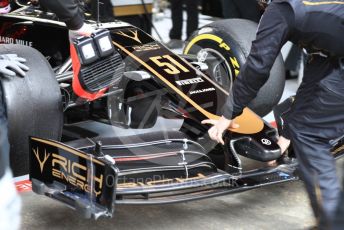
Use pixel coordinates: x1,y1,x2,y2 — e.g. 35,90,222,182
202,0,344,228
0,54,28,230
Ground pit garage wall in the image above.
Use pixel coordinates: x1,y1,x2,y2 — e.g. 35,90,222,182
110,0,153,34
109,0,260,35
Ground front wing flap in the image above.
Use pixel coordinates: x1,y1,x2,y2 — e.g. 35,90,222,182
29,137,298,219
29,137,118,219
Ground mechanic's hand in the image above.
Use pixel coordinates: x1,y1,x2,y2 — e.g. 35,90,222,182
69,23,95,42
277,136,291,154
0,54,29,77
267,136,291,166
202,116,239,145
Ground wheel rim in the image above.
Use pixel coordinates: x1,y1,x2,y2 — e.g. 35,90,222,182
196,48,233,91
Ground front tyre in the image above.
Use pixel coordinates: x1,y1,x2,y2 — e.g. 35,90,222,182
0,44,63,176
184,19,285,116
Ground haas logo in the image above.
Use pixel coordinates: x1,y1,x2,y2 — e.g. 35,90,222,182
261,138,272,146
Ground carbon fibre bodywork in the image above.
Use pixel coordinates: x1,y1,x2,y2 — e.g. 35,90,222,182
1,4,343,219
29,132,298,219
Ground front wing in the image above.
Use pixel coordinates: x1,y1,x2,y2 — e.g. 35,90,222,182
29,137,298,219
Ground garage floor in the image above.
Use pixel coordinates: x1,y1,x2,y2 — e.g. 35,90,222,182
15,10,343,230
20,156,344,230
21,181,314,230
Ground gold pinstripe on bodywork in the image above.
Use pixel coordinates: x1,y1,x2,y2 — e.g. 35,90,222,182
112,41,265,134
31,137,104,166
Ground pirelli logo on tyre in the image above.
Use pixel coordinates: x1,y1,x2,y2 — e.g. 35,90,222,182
184,33,241,77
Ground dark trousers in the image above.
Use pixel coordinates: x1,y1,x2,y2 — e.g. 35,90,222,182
169,0,199,40
0,86,9,178
334,178,344,230
221,0,261,23
285,56,344,229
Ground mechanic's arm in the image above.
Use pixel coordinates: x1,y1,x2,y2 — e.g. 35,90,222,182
39,0,84,30
39,0,94,38
202,3,294,144
223,3,293,119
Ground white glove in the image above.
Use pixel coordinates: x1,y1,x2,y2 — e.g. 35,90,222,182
0,54,29,77
69,23,95,42
0,4,11,14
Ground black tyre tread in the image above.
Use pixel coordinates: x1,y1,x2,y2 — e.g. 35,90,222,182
0,44,63,176
208,19,258,57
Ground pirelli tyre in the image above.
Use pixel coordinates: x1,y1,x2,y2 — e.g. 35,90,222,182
0,44,63,176
184,19,285,116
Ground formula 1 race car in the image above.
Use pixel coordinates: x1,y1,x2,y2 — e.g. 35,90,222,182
1,1,343,219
